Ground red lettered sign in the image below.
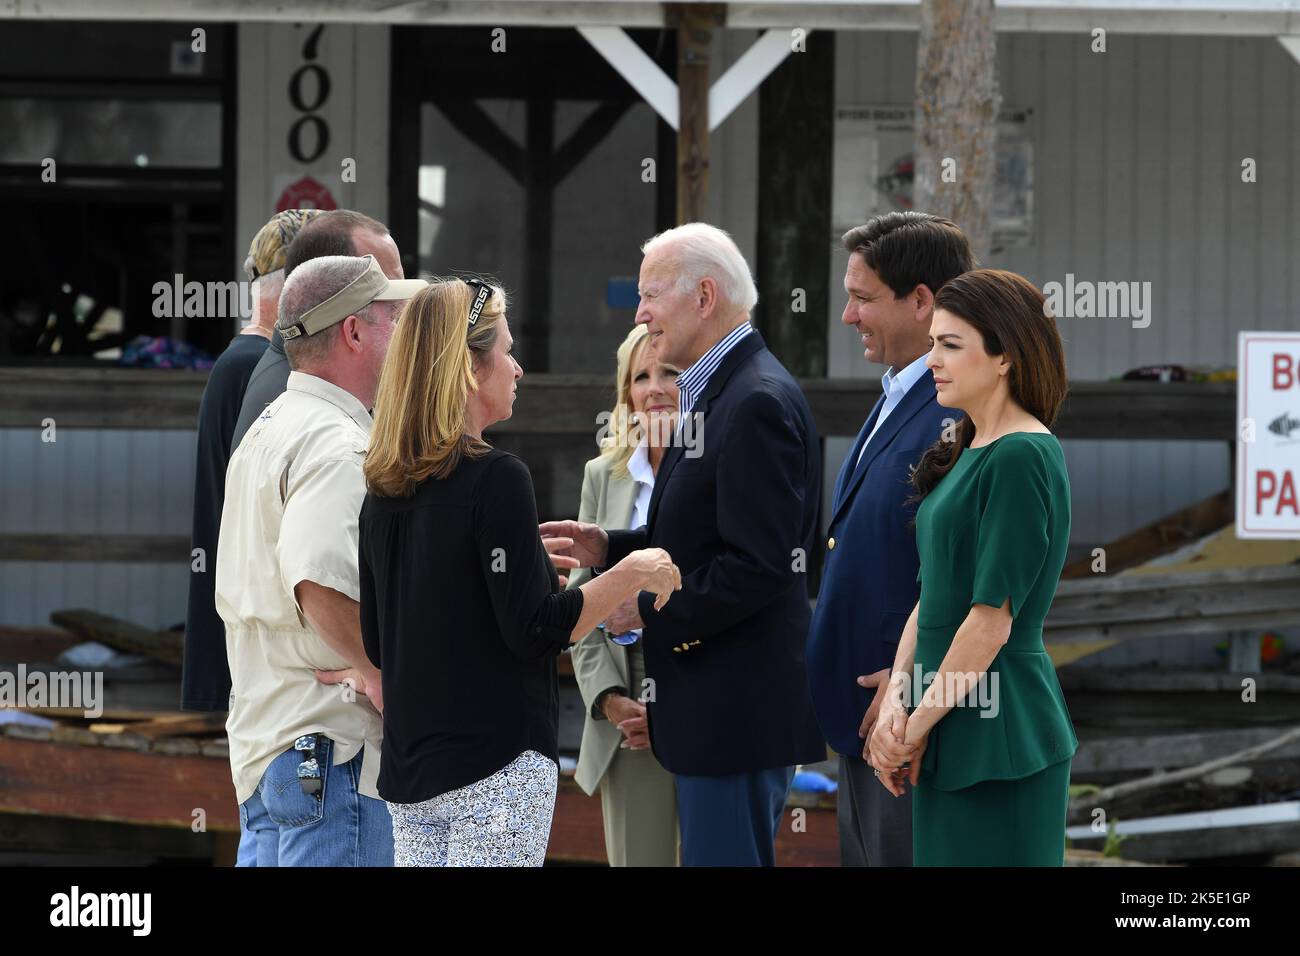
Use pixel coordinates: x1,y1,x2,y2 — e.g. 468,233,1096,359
1238,332,1300,538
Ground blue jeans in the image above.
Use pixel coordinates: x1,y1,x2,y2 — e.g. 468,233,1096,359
235,814,258,867
239,737,393,867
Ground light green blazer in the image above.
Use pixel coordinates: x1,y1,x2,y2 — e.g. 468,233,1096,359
568,452,641,796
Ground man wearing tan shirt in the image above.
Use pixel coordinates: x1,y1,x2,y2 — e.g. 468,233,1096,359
215,254,425,866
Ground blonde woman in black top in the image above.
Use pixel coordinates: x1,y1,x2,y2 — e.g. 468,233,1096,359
359,279,680,866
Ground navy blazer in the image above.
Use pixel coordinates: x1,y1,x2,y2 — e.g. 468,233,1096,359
606,331,826,776
805,367,952,757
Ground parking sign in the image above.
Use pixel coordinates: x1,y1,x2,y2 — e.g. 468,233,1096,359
1238,332,1300,538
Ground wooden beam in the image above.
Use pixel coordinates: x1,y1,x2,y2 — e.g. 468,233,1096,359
576,26,680,128
1071,820,1300,864
522,93,557,372
0,733,237,830
0,367,1241,441
426,94,528,185
671,4,721,223
0,812,224,861
1055,380,1236,442
0,365,208,429
13,1,1300,38
1073,726,1300,776
710,28,801,132
755,29,833,377
48,609,184,666
1046,564,1300,645
0,533,190,564
1060,490,1233,578
1056,668,1300,694
1071,726,1300,815
552,98,637,185
21,705,183,722
100,713,229,740
389,26,423,282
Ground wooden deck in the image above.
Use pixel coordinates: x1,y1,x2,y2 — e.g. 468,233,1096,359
0,723,839,865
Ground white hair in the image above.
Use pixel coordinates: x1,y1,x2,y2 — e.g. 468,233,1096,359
641,222,758,313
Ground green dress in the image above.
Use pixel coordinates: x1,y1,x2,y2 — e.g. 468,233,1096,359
911,431,1077,866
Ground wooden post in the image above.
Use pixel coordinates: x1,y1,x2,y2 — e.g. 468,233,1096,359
756,29,833,378
522,93,556,372
914,0,1000,259
672,4,724,224
387,26,422,282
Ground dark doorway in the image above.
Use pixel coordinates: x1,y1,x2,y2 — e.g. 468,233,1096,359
0,22,236,364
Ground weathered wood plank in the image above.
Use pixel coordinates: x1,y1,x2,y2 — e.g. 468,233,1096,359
1048,609,1300,646
0,533,190,563
1073,727,1300,775
756,28,833,377
128,714,228,740
0,813,223,861
1057,668,1300,694
0,367,1238,440
0,735,237,830
1045,565,1300,644
1071,821,1300,864
1060,490,1233,579
48,609,184,666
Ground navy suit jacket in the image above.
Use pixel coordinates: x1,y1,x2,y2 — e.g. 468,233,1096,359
606,331,826,776
805,368,952,757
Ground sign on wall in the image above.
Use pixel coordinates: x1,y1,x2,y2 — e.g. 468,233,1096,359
1238,331,1300,539
235,23,389,302
831,104,1034,247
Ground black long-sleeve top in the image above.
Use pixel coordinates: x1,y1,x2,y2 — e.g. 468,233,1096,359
359,449,584,803
182,333,271,711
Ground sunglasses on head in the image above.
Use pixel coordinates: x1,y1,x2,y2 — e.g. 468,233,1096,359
463,278,491,327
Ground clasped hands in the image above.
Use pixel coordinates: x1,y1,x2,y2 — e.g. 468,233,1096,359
601,693,651,751
859,670,930,797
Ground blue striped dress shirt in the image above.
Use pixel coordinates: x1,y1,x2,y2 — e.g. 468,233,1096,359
674,322,754,435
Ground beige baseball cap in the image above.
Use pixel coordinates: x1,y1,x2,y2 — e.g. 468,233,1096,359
279,254,427,340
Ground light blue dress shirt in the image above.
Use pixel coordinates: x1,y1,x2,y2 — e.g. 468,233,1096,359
856,353,932,469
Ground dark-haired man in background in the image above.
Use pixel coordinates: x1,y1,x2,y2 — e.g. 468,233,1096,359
183,209,322,714
805,211,974,867
231,209,404,450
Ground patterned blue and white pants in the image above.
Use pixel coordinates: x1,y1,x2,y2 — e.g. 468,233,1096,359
388,750,558,867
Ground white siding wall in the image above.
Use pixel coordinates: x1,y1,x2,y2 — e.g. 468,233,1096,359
0,428,194,630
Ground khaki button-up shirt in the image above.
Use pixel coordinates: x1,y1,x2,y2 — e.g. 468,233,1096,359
215,371,382,805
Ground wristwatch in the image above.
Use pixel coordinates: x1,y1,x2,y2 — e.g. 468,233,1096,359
592,686,628,721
